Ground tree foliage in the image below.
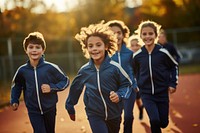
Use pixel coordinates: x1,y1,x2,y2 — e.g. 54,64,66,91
0,0,199,56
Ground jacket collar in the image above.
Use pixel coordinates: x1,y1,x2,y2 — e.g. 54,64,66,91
89,52,111,70
142,44,161,54
27,57,44,68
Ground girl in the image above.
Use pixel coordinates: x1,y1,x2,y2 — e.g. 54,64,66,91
128,34,144,120
106,20,138,133
65,21,133,133
133,20,179,133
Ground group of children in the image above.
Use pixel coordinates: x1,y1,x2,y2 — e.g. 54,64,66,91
10,20,179,133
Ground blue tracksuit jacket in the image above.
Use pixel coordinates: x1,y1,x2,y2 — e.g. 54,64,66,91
132,44,179,95
65,54,132,120
111,44,137,89
11,57,70,114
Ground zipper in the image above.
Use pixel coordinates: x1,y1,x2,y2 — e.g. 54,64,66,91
149,54,155,94
118,52,121,65
96,68,108,120
34,67,43,114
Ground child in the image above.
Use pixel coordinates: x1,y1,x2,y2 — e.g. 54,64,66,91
128,34,144,120
10,32,70,133
133,20,179,133
158,29,181,63
106,20,137,133
65,21,133,133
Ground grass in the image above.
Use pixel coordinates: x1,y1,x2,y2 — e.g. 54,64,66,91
179,63,200,75
0,65,200,108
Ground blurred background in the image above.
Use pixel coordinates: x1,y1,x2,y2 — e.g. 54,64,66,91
0,0,200,107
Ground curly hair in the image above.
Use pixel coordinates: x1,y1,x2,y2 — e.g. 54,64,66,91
106,20,130,44
23,32,46,51
75,21,118,59
135,20,161,44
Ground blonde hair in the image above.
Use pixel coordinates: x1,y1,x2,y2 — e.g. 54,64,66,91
75,21,118,59
135,20,161,44
23,32,46,51
128,34,143,48
106,20,130,44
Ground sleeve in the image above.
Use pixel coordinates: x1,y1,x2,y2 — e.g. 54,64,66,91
10,69,24,105
166,52,179,88
132,55,140,81
115,66,133,100
65,71,85,115
48,65,70,92
170,43,181,63
129,53,138,90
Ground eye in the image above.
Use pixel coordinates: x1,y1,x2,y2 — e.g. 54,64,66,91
87,43,93,48
96,42,102,47
36,45,42,49
149,32,154,35
28,45,34,49
142,33,147,36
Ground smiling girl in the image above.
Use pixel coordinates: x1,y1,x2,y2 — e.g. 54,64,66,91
133,20,179,133
65,21,133,133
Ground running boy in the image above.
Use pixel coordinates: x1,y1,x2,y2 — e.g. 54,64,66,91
106,20,137,133
65,21,133,133
133,20,179,133
10,32,70,133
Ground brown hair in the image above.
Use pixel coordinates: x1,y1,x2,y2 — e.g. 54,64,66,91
75,21,117,59
106,20,130,44
23,32,46,51
135,20,161,44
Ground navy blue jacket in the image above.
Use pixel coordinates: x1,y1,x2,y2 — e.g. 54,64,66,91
133,44,178,95
66,54,132,120
159,42,181,63
111,44,137,90
11,57,69,114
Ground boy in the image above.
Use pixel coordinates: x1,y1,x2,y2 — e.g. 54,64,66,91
10,32,70,133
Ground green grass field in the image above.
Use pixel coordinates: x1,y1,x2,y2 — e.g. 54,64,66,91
1,64,200,107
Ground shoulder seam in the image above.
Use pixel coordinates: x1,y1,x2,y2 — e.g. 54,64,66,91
159,48,178,65
133,48,142,58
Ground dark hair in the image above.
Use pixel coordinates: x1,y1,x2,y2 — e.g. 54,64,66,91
106,20,130,41
23,32,46,51
75,21,117,59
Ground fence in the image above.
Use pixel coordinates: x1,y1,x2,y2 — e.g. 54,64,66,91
0,52,87,82
0,27,200,82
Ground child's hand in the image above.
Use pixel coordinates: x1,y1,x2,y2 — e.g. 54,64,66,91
69,114,75,121
11,103,19,111
134,87,139,92
41,84,51,93
168,87,176,94
109,91,119,103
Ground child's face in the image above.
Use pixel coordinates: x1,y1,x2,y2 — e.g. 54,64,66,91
110,26,124,46
130,40,141,52
87,36,107,64
26,43,44,61
141,27,156,47
158,33,167,45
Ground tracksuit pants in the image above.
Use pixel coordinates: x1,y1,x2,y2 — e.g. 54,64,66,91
28,107,56,133
141,93,169,133
88,115,121,133
123,90,136,133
